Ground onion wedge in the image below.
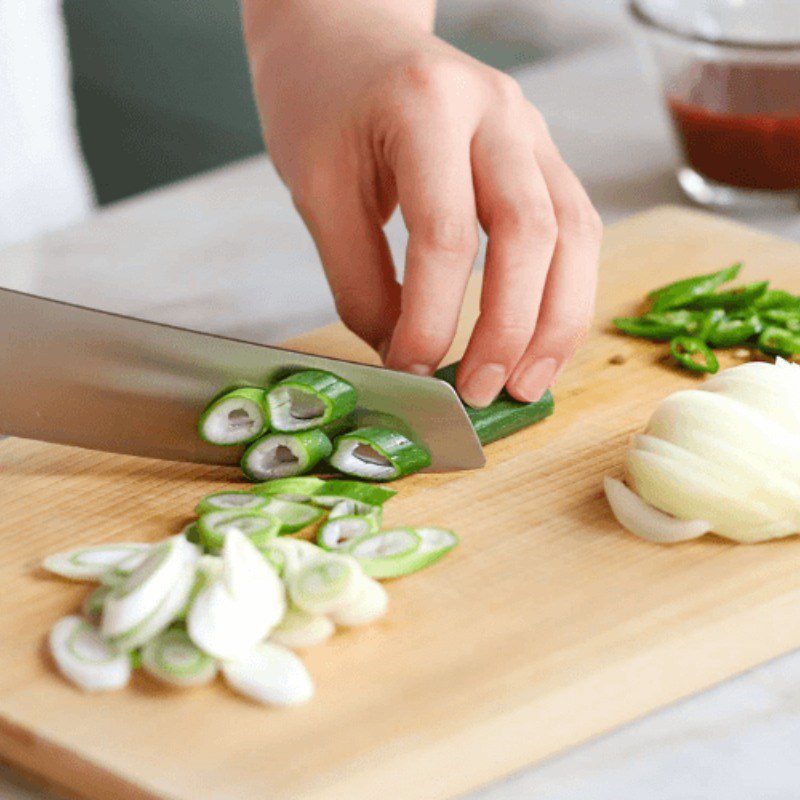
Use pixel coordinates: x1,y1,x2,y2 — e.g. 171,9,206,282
603,476,711,544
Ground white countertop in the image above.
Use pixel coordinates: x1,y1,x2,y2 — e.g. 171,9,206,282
3,36,800,800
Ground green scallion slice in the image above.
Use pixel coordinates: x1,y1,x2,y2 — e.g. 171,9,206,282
197,510,281,552
82,585,112,622
248,476,326,502
141,626,218,688
317,514,378,551
259,498,323,533
195,491,268,516
49,615,132,692
330,427,431,481
346,528,421,578
241,430,332,481
311,479,396,507
267,370,357,432
287,554,364,615
43,543,151,582
198,387,269,445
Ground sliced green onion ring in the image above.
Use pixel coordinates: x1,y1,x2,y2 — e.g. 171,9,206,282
287,554,364,615
222,642,314,706
261,537,324,579
347,528,422,579
49,615,132,691
260,498,323,533
267,370,357,432
100,548,155,588
241,430,332,481
269,606,335,649
43,543,151,582
317,515,379,551
330,427,431,481
198,387,269,445
83,585,112,621
249,476,326,502
311,480,396,507
141,626,218,688
195,491,268,516
198,509,280,552
330,578,388,627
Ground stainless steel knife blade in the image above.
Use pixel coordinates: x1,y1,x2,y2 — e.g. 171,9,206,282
0,287,485,472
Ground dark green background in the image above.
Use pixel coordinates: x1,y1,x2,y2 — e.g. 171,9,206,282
64,2,544,205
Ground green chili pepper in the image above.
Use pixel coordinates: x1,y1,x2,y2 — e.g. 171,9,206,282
762,309,800,332
669,336,719,374
754,289,800,311
707,313,762,347
648,263,742,312
695,309,726,341
758,326,800,357
686,280,768,310
612,310,702,341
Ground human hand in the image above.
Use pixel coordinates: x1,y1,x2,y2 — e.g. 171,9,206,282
243,0,602,407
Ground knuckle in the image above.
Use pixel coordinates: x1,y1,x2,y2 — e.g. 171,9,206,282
415,214,479,258
488,71,524,106
493,195,558,243
391,54,459,103
553,313,591,352
557,199,603,243
481,316,534,345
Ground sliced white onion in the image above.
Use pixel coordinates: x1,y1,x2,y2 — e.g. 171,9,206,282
49,616,131,692
263,537,324,579
269,606,335,649
603,476,711,544
43,543,151,582
222,642,314,706
287,553,364,615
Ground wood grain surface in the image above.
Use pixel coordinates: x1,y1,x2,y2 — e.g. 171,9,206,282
3,206,800,800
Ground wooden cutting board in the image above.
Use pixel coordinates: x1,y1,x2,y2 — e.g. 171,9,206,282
3,206,800,800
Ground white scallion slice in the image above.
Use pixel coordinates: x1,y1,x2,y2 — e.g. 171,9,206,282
195,491,268,516
317,515,377,551
187,530,285,660
260,498,324,533
100,549,154,588
101,536,200,640
347,528,421,579
109,563,197,652
49,615,131,692
83,585,112,621
141,626,218,688
415,527,458,562
43,543,151,582
603,476,712,544
269,606,335,649
330,578,388,627
287,553,364,615
198,387,268,445
222,642,314,706
261,537,325,579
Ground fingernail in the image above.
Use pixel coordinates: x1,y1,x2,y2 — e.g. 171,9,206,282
406,363,433,377
460,362,507,408
513,357,558,401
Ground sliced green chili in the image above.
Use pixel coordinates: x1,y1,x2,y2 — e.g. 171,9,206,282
707,314,762,347
669,336,719,374
757,326,800,357
695,309,726,341
267,370,357,432
648,263,742,312
762,309,800,332
686,280,768,310
612,311,702,341
754,289,800,311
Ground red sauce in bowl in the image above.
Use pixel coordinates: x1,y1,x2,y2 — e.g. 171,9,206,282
667,63,800,191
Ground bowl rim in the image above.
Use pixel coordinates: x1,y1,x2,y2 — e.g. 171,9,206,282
628,0,800,51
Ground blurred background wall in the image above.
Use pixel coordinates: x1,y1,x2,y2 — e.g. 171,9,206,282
63,0,624,205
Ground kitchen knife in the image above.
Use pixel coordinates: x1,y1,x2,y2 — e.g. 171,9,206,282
0,287,485,472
